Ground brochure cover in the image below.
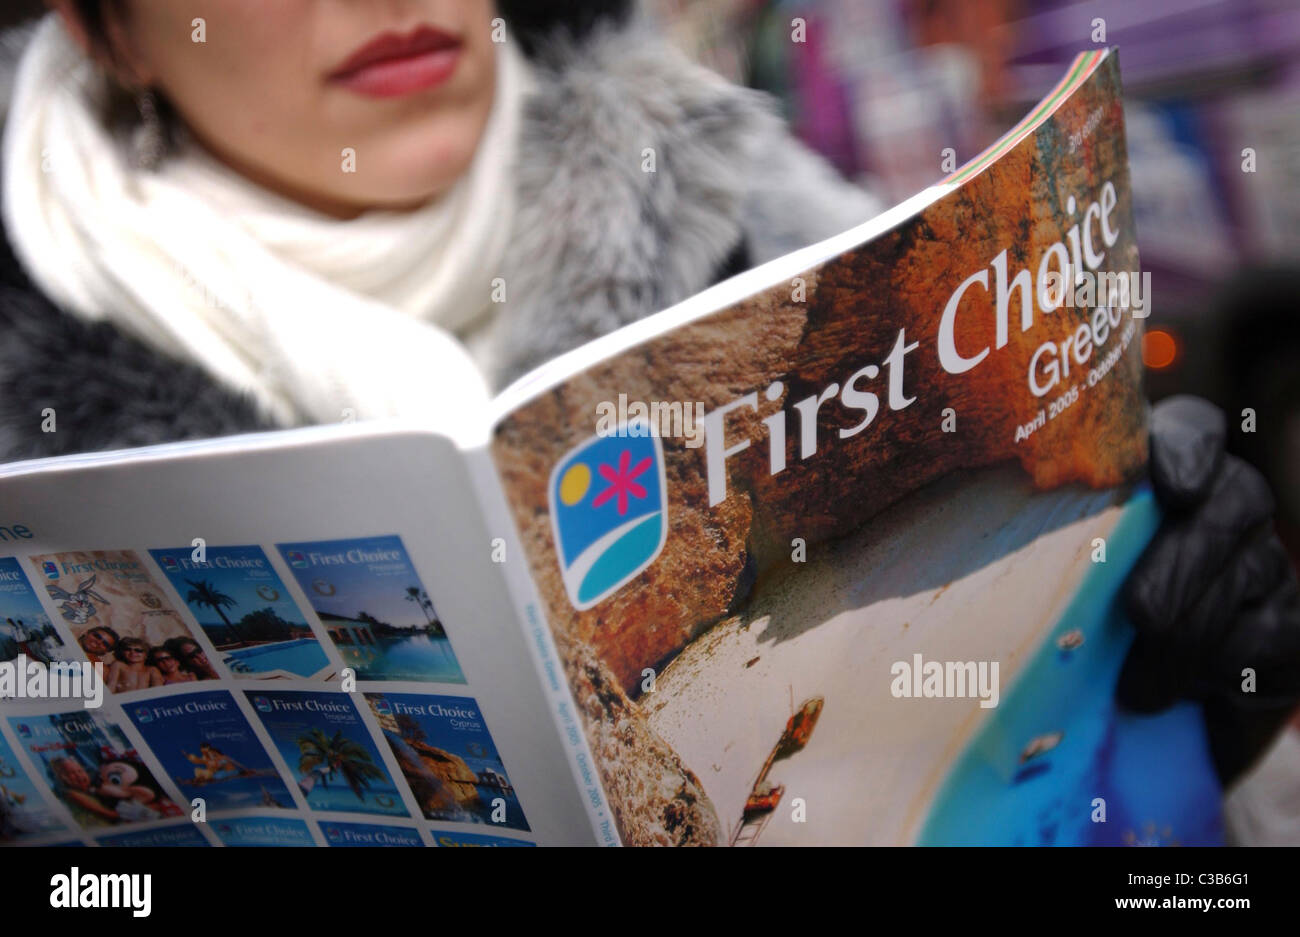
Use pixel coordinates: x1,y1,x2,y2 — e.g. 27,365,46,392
246,689,407,817
29,549,215,693
8,710,182,829
276,536,465,683
320,820,423,847
0,557,73,665
365,692,529,831
489,50,1222,845
0,731,66,841
150,545,332,680
125,689,294,813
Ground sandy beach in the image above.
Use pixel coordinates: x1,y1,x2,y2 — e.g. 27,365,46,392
644,463,1131,846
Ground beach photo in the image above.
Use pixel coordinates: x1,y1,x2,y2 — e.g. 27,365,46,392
641,468,1197,845
486,52,1184,845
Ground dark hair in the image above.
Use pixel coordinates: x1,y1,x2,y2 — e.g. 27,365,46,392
64,0,182,147
497,0,634,56
146,646,177,667
79,625,119,649
163,636,199,655
70,0,133,74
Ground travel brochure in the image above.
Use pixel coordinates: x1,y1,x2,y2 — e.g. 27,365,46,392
0,50,1218,847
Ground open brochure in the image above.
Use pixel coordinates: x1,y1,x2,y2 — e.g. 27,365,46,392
0,49,1222,847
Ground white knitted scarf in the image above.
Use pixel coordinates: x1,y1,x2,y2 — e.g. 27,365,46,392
3,16,528,426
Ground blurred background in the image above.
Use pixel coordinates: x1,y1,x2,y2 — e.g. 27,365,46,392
645,0,1300,565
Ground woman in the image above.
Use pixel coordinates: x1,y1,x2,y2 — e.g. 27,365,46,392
148,645,196,684
0,1,1295,814
162,636,219,680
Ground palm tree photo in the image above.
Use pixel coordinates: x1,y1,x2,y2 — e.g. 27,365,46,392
295,728,386,803
404,586,433,626
185,579,240,643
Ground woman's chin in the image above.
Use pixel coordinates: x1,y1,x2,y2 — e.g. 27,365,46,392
318,179,462,217
308,139,481,217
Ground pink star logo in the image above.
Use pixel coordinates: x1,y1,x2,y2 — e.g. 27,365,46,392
592,449,652,516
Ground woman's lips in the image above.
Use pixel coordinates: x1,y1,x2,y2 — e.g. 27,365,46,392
328,26,463,98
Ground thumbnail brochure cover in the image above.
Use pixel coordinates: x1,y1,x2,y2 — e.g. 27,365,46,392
433,830,536,847
150,545,332,680
212,815,316,847
29,550,214,694
246,689,408,818
276,536,465,684
0,557,74,666
320,820,423,847
0,730,67,841
365,692,530,831
97,823,210,847
7,710,182,829
125,689,294,812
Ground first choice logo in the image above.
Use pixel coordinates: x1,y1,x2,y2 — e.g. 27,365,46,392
549,420,667,610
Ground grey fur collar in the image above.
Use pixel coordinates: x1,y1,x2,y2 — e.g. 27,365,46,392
487,18,880,383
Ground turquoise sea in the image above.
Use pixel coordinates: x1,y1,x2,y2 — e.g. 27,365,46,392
917,485,1223,846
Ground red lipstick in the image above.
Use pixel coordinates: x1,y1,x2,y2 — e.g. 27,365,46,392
328,26,462,98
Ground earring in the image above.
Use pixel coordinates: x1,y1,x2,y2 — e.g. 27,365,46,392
131,89,167,171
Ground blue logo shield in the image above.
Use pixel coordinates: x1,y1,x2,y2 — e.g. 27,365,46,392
550,424,667,609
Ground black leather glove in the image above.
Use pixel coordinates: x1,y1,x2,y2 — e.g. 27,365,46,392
1118,395,1300,783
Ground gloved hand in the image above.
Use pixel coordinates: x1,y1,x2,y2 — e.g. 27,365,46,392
1118,396,1300,781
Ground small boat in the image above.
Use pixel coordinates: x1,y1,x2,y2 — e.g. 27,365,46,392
785,697,824,749
742,781,784,819
1019,730,1064,764
1057,629,1085,651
